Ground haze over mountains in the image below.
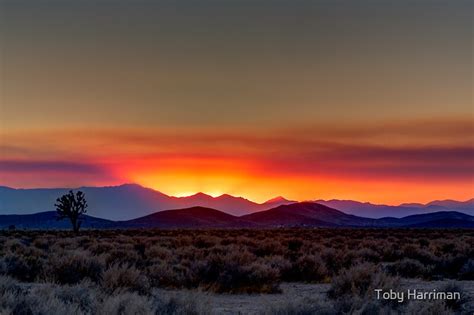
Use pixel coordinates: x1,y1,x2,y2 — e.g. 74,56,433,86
241,203,474,228
315,199,474,218
1,203,473,230
0,184,472,221
0,184,294,220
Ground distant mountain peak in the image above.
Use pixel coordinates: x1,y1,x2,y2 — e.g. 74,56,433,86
264,196,293,204
112,183,149,190
398,202,425,208
117,183,144,188
216,194,249,201
216,193,233,198
318,199,383,206
185,192,213,198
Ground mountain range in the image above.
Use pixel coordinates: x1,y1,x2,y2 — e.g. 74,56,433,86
314,199,474,218
1,202,473,229
0,184,473,221
0,184,294,220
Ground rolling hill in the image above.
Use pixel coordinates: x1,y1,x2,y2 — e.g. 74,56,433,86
376,211,474,227
242,203,474,228
0,211,115,229
1,202,472,229
241,202,374,227
121,206,254,228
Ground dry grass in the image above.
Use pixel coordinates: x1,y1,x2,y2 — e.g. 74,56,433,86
0,229,473,293
0,229,472,314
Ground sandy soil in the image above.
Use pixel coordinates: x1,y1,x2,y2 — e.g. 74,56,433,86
9,279,474,314
155,280,474,314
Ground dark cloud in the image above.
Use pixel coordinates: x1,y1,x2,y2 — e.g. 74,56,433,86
0,160,105,174
256,144,474,180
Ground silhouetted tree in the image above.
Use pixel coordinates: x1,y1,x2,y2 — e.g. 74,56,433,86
55,190,88,233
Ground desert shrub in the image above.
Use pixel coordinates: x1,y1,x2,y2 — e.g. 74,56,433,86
339,250,358,269
403,300,451,315
434,254,467,279
51,238,78,251
98,292,153,315
53,284,97,313
49,254,104,284
438,282,468,311
284,254,328,282
147,261,195,288
402,245,438,265
266,255,292,278
328,263,375,299
134,242,146,258
261,297,333,315
0,284,90,315
77,236,94,248
101,264,149,293
239,261,280,293
286,239,303,252
253,240,285,257
0,228,472,297
89,241,114,255
327,263,401,313
32,237,50,251
0,279,211,315
0,275,22,296
380,243,403,262
458,259,474,280
193,250,280,293
387,258,433,279
193,235,219,249
320,248,341,275
145,245,172,261
1,254,44,282
151,292,210,315
3,238,26,251
354,248,380,263
439,241,456,254
105,247,141,266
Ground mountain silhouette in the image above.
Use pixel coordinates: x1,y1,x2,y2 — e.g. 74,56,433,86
121,206,254,228
241,202,373,226
1,185,472,220
0,184,293,220
315,199,474,218
240,204,474,228
0,211,115,229
1,202,472,229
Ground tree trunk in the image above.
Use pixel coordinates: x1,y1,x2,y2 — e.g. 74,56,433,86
71,217,79,233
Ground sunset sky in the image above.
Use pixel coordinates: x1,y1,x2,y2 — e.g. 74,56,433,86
1,0,473,204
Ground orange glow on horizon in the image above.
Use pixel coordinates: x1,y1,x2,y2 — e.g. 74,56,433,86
1,125,473,205
118,158,474,205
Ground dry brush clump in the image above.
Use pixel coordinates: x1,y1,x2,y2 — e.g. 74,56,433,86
47,253,105,284
327,263,402,313
101,263,150,293
0,228,473,298
0,275,208,315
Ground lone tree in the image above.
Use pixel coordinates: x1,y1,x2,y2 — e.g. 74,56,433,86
55,190,88,233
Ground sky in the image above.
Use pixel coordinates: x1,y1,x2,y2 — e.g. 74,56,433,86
0,0,473,204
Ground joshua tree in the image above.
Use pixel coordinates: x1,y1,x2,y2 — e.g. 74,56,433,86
55,190,88,233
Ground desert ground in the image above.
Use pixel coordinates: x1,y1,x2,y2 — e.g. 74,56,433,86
1,229,473,314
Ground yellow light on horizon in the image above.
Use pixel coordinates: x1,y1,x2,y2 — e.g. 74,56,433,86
171,191,224,198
